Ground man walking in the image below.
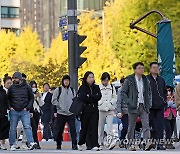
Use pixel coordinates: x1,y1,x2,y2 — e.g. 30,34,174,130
121,62,152,151
51,75,77,150
41,83,53,141
147,62,167,150
117,78,128,148
8,72,37,150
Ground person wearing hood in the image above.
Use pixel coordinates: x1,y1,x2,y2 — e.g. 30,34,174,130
51,75,77,150
7,72,37,151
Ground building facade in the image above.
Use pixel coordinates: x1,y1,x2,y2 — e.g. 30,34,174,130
20,0,109,48
0,0,20,35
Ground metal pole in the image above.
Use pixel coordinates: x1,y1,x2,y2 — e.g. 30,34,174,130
67,0,78,91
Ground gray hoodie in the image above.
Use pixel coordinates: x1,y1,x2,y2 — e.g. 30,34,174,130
51,86,76,116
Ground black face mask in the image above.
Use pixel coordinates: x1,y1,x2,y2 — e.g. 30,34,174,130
13,80,20,84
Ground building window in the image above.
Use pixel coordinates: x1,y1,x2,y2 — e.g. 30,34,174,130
1,6,20,18
1,27,20,36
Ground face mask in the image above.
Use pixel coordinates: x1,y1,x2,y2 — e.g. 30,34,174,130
32,88,37,93
168,91,171,95
13,81,20,84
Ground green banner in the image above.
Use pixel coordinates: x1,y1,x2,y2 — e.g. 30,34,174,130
157,19,176,87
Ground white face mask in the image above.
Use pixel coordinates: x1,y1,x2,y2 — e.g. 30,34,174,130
32,88,37,93
168,91,171,95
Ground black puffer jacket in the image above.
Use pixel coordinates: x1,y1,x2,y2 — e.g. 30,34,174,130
8,80,34,111
147,74,167,109
78,82,102,112
0,85,8,118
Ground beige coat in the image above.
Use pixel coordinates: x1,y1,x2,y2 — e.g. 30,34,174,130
175,83,180,111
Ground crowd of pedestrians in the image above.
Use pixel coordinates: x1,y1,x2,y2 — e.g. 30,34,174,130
0,61,180,151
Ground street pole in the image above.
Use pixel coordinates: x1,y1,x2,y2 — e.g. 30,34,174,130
67,0,78,91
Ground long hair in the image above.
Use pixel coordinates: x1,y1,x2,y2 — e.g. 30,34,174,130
81,71,95,85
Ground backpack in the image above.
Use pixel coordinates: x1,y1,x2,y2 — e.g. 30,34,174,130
57,87,74,101
110,84,114,95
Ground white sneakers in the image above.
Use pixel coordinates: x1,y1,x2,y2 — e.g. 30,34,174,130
78,145,101,151
78,145,83,151
0,144,7,150
10,145,17,151
91,147,100,151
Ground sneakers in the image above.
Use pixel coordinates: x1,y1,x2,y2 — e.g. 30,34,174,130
28,142,37,150
99,145,103,150
91,147,100,151
128,144,136,151
0,144,7,150
145,143,156,151
10,145,17,151
78,145,83,151
166,144,175,149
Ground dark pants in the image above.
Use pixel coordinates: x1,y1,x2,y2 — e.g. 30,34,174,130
78,109,99,148
0,115,10,140
43,122,52,141
120,114,128,140
56,114,77,147
149,109,164,140
52,117,58,140
31,111,40,145
164,118,176,140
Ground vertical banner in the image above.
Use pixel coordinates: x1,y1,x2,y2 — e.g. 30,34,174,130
157,19,176,87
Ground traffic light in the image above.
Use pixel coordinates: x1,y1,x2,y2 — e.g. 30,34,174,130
75,34,87,69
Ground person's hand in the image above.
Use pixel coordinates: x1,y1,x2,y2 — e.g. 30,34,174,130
10,108,14,111
54,113,57,118
30,113,33,118
168,102,173,107
117,113,123,119
24,108,27,111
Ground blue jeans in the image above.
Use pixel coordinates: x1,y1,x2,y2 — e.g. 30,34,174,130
9,110,34,146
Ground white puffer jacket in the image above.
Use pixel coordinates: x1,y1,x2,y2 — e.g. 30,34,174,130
98,83,117,112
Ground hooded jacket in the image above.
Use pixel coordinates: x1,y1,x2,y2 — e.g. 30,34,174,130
98,83,117,111
7,80,34,111
52,86,75,116
51,76,76,116
0,85,8,118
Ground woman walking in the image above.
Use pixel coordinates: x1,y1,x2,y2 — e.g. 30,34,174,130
98,72,117,150
78,71,102,151
164,86,176,149
0,75,12,150
29,81,44,149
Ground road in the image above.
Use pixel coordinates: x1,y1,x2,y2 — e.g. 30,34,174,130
2,141,180,154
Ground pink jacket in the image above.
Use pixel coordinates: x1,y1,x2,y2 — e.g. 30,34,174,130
164,107,177,118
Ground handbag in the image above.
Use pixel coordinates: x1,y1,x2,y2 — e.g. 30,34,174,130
69,94,84,116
